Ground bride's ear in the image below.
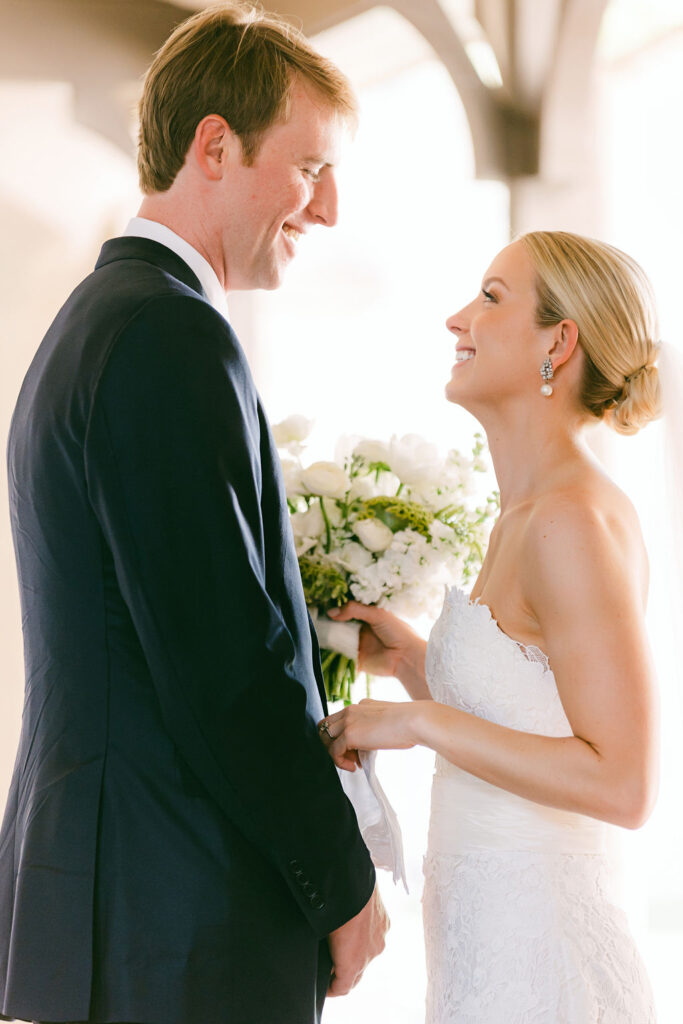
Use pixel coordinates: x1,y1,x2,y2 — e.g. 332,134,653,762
548,319,580,369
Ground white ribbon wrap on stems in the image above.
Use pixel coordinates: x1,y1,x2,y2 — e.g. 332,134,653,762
309,607,408,890
309,608,360,660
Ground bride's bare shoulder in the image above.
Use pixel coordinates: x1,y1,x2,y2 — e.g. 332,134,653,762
521,462,648,596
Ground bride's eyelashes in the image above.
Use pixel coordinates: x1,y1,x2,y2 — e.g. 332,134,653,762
481,288,497,303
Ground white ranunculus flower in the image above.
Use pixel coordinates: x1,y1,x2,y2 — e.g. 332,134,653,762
353,518,394,553
295,536,318,557
290,503,325,539
353,439,391,465
324,500,344,527
334,434,361,468
348,476,377,501
301,461,350,499
375,469,402,495
272,415,314,449
280,458,305,499
387,434,441,486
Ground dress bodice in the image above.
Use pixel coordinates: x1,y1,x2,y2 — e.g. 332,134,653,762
425,587,606,855
426,586,570,737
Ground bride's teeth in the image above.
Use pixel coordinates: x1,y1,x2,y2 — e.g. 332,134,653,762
283,225,301,241
456,350,475,362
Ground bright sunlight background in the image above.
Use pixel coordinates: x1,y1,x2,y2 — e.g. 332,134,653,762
0,1,682,1020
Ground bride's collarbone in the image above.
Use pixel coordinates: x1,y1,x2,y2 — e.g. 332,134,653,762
470,548,544,653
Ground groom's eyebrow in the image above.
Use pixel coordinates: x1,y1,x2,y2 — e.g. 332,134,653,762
303,155,335,167
483,276,509,290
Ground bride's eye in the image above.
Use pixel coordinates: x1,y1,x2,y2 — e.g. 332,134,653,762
481,289,496,303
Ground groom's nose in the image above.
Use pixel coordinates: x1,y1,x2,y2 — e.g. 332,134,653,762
308,171,339,227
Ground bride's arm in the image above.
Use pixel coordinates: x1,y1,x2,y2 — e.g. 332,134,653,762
325,499,660,830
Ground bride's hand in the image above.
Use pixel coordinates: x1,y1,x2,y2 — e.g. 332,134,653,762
319,699,420,771
328,601,424,680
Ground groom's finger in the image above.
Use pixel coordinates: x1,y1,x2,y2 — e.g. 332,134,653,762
328,730,358,771
327,966,363,996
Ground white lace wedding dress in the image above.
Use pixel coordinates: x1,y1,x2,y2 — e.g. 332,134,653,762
422,586,656,1023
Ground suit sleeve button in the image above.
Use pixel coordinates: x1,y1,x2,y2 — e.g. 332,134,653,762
302,882,315,896
312,896,326,910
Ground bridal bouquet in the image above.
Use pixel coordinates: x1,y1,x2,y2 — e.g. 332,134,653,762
273,416,498,704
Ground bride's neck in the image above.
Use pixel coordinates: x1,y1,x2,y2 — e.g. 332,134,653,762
481,408,589,513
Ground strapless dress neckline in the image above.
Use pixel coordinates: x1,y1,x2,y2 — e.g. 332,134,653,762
463,590,551,671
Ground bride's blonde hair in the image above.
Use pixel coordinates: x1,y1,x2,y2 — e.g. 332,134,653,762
521,230,662,435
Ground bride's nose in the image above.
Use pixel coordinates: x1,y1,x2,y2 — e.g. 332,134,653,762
446,308,468,335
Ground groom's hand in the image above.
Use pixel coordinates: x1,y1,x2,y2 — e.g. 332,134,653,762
327,885,389,996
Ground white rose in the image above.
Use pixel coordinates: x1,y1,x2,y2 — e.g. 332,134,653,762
325,501,344,527
353,439,391,465
280,458,305,499
388,434,441,486
290,503,325,539
348,476,377,501
301,461,350,499
295,536,318,557
272,415,314,448
375,469,402,495
336,540,374,573
353,518,394,552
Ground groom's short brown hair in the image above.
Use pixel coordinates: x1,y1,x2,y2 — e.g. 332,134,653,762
137,1,357,194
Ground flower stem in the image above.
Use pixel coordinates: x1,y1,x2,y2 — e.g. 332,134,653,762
320,497,332,554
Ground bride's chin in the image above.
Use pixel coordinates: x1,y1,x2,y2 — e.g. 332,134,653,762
445,378,465,405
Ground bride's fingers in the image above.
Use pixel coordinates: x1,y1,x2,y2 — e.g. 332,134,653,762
318,713,359,770
328,601,386,625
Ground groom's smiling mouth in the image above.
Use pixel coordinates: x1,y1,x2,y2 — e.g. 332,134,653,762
282,222,303,243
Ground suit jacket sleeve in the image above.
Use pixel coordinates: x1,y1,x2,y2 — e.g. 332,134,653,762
84,292,375,937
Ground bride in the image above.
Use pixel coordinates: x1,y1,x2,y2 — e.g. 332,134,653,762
320,231,660,1022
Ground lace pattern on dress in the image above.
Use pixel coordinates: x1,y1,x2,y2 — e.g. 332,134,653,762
421,586,656,1023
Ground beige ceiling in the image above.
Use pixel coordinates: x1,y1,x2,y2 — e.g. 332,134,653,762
1,0,610,180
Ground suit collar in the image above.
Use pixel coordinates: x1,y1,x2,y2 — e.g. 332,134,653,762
95,237,206,300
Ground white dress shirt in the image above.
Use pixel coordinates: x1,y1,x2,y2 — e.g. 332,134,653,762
123,217,229,321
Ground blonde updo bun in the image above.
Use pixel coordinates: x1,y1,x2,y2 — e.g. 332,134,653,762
521,231,663,435
609,361,661,436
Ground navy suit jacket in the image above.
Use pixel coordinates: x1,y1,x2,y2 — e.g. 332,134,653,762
0,237,375,1024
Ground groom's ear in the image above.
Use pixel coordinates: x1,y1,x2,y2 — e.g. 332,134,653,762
548,319,579,369
192,115,240,181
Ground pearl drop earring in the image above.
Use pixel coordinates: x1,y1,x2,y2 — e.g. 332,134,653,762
540,357,554,396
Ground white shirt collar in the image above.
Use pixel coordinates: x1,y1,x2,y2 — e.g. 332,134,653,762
123,217,229,321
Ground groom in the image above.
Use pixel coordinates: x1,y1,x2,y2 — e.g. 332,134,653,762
0,5,387,1024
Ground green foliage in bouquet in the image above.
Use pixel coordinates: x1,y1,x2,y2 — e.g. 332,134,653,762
356,496,435,538
298,555,349,610
272,418,499,705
